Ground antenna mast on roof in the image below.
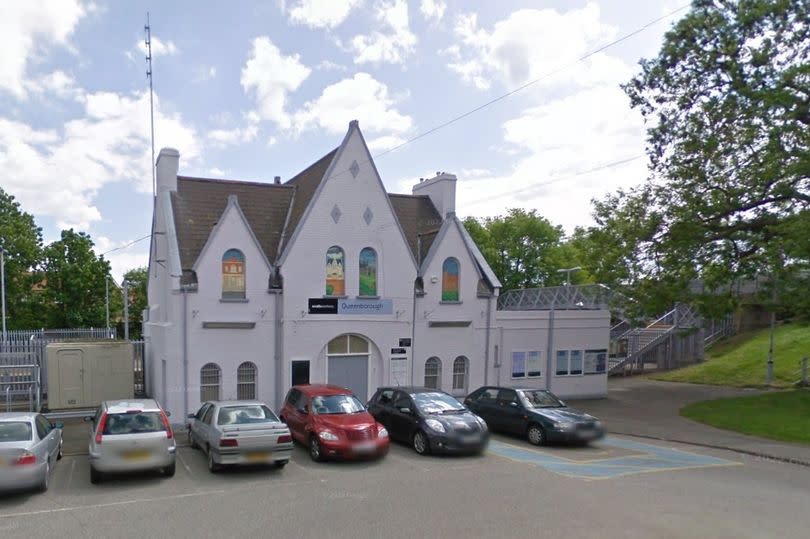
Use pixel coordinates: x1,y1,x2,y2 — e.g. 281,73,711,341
145,12,156,198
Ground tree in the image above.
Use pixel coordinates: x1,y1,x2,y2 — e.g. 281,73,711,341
463,209,587,290
607,0,810,317
121,267,148,340
0,188,45,329
41,230,112,328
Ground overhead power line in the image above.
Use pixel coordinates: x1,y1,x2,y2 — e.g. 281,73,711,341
99,234,152,257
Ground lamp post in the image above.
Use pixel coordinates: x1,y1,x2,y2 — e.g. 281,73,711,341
122,279,130,341
0,246,7,342
556,266,581,287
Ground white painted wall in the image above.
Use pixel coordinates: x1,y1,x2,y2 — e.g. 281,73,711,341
494,310,609,399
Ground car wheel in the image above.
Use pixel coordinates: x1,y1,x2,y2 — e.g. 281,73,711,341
39,462,50,492
273,460,288,469
413,430,430,455
90,466,103,485
188,429,198,449
57,441,63,460
527,424,546,446
309,436,323,462
207,447,221,473
163,462,176,477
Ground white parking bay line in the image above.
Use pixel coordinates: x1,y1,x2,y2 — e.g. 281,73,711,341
176,450,193,476
66,459,76,490
0,490,226,520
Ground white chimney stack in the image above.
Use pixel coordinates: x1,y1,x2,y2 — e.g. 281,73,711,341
412,172,457,218
156,147,180,193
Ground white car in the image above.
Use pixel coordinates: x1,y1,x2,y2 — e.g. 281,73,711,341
86,399,176,484
0,412,63,493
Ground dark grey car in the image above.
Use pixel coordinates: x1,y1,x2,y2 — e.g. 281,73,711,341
368,387,488,455
465,386,605,446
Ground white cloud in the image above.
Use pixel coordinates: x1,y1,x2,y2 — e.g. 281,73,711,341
207,167,226,176
193,65,217,83
0,0,86,99
420,0,446,22
241,37,311,129
315,60,348,72
349,0,417,65
459,85,647,231
448,3,624,90
288,0,362,29
0,91,199,230
137,36,179,57
24,70,81,99
367,134,406,152
207,113,260,148
293,72,413,136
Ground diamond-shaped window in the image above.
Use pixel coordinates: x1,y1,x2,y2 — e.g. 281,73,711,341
349,160,360,178
331,204,342,224
363,207,374,225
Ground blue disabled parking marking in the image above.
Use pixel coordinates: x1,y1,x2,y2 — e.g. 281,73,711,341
488,436,739,480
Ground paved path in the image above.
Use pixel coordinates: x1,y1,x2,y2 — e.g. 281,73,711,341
569,377,810,465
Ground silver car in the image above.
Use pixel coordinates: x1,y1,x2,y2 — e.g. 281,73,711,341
188,400,293,473
0,412,63,493
85,399,176,484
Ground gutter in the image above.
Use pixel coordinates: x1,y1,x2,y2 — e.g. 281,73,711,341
484,293,492,385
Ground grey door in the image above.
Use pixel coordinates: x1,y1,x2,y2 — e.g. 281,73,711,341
328,355,368,400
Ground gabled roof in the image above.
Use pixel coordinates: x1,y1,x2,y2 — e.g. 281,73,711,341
171,177,294,271
387,194,443,264
419,214,502,290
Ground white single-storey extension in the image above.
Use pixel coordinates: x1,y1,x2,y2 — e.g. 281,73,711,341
145,121,608,419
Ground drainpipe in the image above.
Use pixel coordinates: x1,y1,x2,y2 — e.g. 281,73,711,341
411,235,422,386
546,300,555,391
484,293,492,385
272,287,283,409
180,284,189,420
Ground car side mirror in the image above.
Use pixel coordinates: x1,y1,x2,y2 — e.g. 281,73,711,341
54,421,64,429
299,405,309,414
187,413,195,419
559,401,566,407
509,401,518,408
164,411,171,417
83,416,93,423
399,407,412,415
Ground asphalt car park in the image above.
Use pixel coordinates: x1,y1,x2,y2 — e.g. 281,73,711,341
1,423,809,538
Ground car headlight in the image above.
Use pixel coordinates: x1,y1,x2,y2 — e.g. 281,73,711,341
475,415,488,430
425,419,446,433
318,430,339,441
553,422,575,431
594,421,603,429
377,427,388,438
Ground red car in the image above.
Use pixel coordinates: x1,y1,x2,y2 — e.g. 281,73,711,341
279,385,389,461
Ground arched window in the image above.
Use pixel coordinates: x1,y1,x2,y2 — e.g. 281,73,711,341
452,356,469,391
222,249,246,299
424,357,441,389
359,247,377,296
237,362,257,400
325,246,345,296
200,363,221,402
442,257,460,301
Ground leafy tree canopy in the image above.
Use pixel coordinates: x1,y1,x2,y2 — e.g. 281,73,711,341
592,0,810,318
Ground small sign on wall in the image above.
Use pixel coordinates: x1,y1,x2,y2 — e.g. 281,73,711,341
398,338,411,347
308,298,393,315
308,298,338,314
390,357,408,386
390,347,407,355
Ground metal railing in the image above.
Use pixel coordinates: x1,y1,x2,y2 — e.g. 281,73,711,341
2,327,117,343
498,284,612,311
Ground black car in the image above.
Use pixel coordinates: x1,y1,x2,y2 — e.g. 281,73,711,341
464,386,605,446
368,387,489,455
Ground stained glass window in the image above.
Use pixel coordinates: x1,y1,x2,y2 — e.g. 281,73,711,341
325,246,345,296
222,249,245,299
441,257,460,301
359,248,377,296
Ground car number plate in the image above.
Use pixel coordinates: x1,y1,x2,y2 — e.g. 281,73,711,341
122,450,151,460
246,451,272,462
461,434,481,444
352,442,376,453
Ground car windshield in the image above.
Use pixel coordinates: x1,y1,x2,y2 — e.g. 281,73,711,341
103,412,165,435
413,392,466,414
311,395,365,415
218,405,279,425
519,390,565,408
0,421,33,442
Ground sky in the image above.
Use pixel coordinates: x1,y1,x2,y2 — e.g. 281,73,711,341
0,0,687,281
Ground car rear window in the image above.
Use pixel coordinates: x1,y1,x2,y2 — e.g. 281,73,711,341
103,412,165,435
0,421,32,442
218,405,278,425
